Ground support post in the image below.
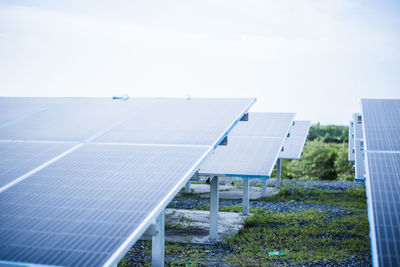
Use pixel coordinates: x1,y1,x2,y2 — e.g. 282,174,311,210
185,180,191,194
152,211,165,267
242,178,249,215
209,176,219,242
276,159,282,189
261,179,267,197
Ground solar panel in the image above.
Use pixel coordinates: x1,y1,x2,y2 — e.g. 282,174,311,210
0,97,256,266
353,113,364,139
0,98,70,128
362,99,400,151
0,144,208,266
354,139,365,180
0,141,76,188
95,98,255,145
348,120,355,161
0,98,158,141
365,152,400,267
279,120,311,160
199,136,284,177
361,98,400,267
229,112,295,137
199,112,295,178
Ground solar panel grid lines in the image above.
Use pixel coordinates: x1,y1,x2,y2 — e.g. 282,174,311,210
228,112,296,137
361,99,400,151
361,98,400,267
199,136,285,178
365,152,400,267
198,112,295,178
0,97,77,129
279,120,311,160
354,139,366,180
0,97,256,266
0,142,78,188
348,119,355,162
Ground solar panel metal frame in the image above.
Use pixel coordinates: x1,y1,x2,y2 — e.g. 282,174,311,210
0,97,256,266
348,119,355,162
198,112,295,179
279,120,311,160
361,98,400,267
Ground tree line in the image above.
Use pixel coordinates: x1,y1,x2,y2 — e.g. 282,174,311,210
276,124,354,181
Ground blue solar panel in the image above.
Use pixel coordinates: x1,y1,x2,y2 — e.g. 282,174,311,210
279,120,311,160
361,98,400,267
354,139,365,180
361,99,400,151
229,112,295,137
0,98,70,128
95,98,256,145
0,141,76,188
199,112,294,178
0,98,157,141
348,120,355,161
0,144,208,266
0,97,255,266
199,136,284,178
366,152,400,267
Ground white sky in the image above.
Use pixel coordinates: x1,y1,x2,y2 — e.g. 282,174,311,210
1,0,399,124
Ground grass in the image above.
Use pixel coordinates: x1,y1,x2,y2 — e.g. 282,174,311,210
119,184,370,266
260,185,367,212
225,209,369,266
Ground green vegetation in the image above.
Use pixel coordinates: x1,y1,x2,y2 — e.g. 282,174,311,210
263,185,367,212
271,124,354,181
225,209,369,266
277,140,354,181
119,185,369,266
308,124,349,143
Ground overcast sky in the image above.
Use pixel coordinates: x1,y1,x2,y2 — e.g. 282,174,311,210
1,0,399,124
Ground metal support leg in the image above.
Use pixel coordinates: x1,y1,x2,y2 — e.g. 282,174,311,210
185,180,191,194
276,159,282,189
243,178,249,215
261,179,267,197
152,211,165,267
209,176,219,242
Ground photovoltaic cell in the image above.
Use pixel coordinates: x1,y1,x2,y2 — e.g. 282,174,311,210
0,144,209,266
199,112,294,178
354,139,365,180
0,97,255,266
361,99,400,151
348,120,355,161
361,98,400,267
0,141,76,188
229,112,295,137
279,120,311,160
353,113,364,140
199,136,284,177
366,152,400,267
95,98,256,145
0,98,69,128
0,98,158,142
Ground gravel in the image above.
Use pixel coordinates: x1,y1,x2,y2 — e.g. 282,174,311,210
168,198,354,217
123,180,370,266
204,177,365,191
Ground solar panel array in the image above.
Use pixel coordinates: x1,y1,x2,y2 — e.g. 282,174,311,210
279,120,311,160
348,120,355,161
199,112,295,178
0,97,255,266
361,98,400,267
351,113,365,181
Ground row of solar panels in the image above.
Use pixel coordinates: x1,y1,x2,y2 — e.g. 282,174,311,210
348,113,366,181
352,99,400,267
0,97,311,266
